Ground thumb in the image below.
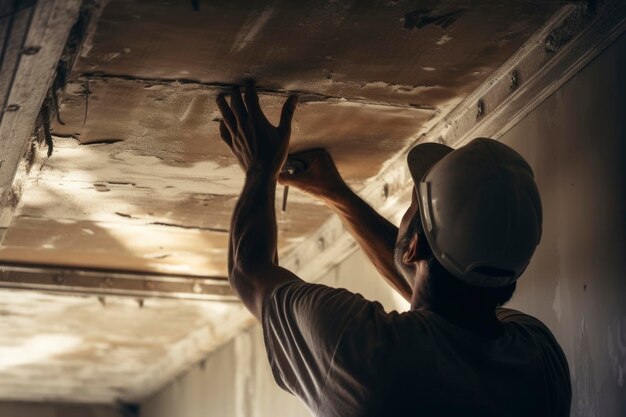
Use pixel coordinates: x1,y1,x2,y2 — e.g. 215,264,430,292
278,95,298,136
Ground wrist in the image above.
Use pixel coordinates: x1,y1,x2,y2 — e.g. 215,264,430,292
245,165,279,183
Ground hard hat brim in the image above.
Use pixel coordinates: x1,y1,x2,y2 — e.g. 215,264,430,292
407,142,454,185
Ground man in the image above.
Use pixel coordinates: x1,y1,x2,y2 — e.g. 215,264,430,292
216,83,571,417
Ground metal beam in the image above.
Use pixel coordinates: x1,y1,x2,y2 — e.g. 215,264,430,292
0,0,81,240
0,262,236,301
281,0,626,283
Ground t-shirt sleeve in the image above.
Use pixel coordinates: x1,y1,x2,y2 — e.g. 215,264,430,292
261,280,376,409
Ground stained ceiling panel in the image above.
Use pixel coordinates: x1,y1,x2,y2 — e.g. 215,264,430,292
76,0,558,106
2,83,431,274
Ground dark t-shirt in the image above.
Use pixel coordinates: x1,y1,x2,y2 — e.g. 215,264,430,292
262,280,571,417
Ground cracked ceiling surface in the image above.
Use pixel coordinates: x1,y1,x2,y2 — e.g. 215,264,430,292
0,0,562,404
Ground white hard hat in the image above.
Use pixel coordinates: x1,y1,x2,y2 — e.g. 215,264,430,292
407,138,542,288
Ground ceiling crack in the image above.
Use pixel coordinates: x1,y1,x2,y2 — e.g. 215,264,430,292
147,221,228,233
75,72,439,110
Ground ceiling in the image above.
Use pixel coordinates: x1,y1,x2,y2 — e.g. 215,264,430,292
0,0,563,404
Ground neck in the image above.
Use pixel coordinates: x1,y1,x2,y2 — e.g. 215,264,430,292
412,295,503,339
434,303,502,339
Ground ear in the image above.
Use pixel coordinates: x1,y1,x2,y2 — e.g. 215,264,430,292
402,232,420,264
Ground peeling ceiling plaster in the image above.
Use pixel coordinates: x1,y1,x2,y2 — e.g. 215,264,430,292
0,0,563,404
0,289,250,403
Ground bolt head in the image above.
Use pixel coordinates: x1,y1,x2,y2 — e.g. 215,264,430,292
476,100,485,118
381,183,389,200
510,70,520,91
22,46,41,55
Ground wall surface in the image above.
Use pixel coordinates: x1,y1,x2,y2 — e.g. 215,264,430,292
502,32,626,417
141,33,626,417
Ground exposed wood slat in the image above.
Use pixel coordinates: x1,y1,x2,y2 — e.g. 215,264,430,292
0,0,81,240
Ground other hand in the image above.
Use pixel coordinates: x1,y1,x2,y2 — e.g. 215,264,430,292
216,83,298,178
279,149,349,201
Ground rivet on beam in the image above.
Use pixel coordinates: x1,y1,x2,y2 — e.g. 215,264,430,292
381,183,389,200
317,237,326,251
22,46,41,55
101,277,114,288
476,99,485,119
510,70,520,91
192,282,202,293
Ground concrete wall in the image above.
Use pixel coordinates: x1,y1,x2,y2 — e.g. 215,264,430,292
141,33,626,417
501,32,626,416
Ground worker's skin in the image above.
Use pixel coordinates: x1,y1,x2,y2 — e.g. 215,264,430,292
215,82,503,338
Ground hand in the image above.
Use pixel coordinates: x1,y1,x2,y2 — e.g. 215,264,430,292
216,83,298,178
278,148,349,201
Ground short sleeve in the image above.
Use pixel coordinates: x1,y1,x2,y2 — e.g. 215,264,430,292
261,280,374,411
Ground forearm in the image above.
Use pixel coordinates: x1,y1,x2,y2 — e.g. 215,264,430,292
229,170,279,305
322,185,412,301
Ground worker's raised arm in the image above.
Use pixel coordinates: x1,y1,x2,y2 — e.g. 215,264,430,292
279,150,413,302
216,84,301,320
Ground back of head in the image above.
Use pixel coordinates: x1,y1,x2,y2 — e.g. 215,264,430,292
411,138,543,288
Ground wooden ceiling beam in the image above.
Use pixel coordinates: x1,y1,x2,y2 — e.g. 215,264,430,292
0,262,235,301
0,0,82,240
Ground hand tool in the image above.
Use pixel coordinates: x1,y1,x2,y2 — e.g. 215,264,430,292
281,157,308,212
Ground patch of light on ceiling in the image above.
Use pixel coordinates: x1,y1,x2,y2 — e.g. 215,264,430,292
0,334,82,371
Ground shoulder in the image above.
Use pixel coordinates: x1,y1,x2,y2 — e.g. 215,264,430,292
496,308,568,363
497,308,570,375
497,308,572,413
496,308,563,334
262,280,387,349
263,280,378,320
496,308,547,326
496,308,561,343
260,280,389,405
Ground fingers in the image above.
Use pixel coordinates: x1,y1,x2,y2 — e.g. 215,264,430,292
243,81,270,125
277,172,293,186
287,148,329,165
278,170,304,186
279,95,298,136
278,158,310,186
230,86,247,127
216,94,237,134
218,120,233,148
